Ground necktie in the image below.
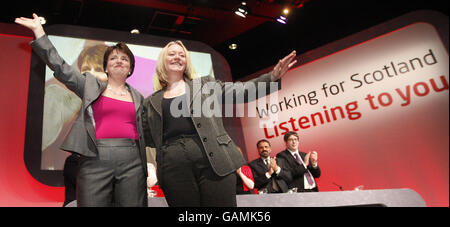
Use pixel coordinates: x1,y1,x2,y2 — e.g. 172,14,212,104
294,153,314,185
265,158,280,192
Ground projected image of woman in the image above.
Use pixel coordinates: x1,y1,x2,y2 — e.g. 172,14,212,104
42,43,108,172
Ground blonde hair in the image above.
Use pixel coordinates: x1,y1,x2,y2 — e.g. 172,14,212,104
153,40,197,91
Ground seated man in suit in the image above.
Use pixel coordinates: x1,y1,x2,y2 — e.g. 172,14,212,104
249,139,288,193
276,131,321,192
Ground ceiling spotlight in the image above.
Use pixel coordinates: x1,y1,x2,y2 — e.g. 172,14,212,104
38,16,46,25
228,43,238,50
276,15,287,24
235,2,249,18
276,7,291,25
130,29,140,34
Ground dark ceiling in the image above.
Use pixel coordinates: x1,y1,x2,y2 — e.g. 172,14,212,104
1,0,448,80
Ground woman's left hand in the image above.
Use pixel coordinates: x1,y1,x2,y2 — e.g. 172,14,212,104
271,50,297,81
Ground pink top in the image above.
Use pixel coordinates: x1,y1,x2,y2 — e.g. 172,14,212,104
92,95,138,140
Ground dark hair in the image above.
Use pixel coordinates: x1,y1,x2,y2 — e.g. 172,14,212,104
103,42,135,77
256,139,271,148
283,131,299,142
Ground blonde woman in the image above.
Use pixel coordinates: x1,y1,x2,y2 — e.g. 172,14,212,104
143,40,296,207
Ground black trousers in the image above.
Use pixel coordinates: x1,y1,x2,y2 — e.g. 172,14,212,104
158,135,237,207
76,138,147,207
63,153,80,207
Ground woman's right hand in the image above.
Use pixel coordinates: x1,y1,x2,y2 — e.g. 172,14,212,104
14,13,45,39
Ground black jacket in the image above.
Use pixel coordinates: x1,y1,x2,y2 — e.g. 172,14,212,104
276,150,321,191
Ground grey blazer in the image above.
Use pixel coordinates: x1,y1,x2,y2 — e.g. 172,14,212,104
143,73,280,177
31,35,148,175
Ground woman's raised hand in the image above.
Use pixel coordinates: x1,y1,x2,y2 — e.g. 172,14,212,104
271,50,297,81
14,13,45,39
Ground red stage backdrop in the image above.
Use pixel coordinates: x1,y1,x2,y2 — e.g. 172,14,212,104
0,33,64,206
0,11,448,207
240,18,449,206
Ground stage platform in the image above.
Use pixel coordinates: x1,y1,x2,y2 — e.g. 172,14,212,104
65,188,425,207
143,188,426,207
64,188,427,207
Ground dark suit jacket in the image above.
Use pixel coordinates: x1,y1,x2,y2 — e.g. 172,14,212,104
31,35,148,175
248,158,289,193
276,150,321,192
143,73,279,177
